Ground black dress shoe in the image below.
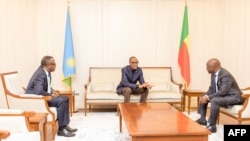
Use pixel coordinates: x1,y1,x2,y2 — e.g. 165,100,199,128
58,129,76,137
206,125,217,133
196,118,207,126
65,125,78,132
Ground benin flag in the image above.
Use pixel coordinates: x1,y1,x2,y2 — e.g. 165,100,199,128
178,4,190,87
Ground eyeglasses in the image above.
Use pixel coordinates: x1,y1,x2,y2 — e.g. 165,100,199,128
130,62,139,64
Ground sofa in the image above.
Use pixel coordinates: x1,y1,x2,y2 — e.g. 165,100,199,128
84,67,183,116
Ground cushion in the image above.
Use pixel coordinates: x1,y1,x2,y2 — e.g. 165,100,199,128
150,82,170,91
91,83,114,92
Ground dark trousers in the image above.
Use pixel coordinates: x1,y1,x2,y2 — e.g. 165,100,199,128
48,95,70,127
121,87,148,103
197,96,244,125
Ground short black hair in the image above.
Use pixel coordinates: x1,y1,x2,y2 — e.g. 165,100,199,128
41,56,53,66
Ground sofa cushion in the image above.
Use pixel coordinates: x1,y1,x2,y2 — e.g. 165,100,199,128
149,91,182,99
87,92,119,100
150,82,170,91
91,83,114,92
220,105,243,115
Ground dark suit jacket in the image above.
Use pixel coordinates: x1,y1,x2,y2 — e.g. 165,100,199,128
116,65,145,94
25,66,52,96
206,68,244,105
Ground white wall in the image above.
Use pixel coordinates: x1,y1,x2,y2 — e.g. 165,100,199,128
1,0,250,109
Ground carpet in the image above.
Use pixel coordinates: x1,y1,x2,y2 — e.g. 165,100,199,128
55,111,223,141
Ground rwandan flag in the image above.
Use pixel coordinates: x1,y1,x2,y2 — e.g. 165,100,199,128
63,6,76,88
178,3,190,88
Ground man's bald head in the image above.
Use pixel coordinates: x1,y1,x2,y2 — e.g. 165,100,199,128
206,58,221,74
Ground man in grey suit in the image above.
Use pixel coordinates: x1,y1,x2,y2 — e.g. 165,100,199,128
116,56,152,103
196,58,244,133
25,56,77,137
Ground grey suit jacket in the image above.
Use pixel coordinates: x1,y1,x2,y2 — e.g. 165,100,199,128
207,68,244,105
116,65,145,94
25,66,52,96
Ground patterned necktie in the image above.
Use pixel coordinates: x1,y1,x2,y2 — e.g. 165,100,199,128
211,74,217,93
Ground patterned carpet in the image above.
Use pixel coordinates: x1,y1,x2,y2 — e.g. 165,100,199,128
55,110,223,141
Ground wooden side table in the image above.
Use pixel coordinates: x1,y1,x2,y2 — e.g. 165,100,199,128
183,89,205,114
29,113,48,141
59,91,76,117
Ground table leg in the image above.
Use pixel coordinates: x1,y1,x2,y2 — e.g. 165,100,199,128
119,112,122,132
183,94,186,112
188,96,191,115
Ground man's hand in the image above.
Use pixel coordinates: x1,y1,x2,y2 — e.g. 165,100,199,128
139,82,152,89
51,91,59,98
145,82,152,89
200,95,209,104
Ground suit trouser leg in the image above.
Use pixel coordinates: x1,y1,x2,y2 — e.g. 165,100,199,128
122,87,149,103
209,96,241,125
122,87,132,103
132,88,149,103
197,102,208,120
48,96,70,127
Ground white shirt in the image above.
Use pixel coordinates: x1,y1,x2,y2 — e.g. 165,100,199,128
44,69,51,93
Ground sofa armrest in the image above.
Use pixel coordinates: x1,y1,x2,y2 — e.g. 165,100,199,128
84,81,91,97
170,81,183,92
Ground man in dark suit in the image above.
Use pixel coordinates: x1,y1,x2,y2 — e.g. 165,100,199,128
116,56,152,103
25,56,77,137
196,58,244,133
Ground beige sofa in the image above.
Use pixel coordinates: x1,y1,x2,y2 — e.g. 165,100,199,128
84,67,183,116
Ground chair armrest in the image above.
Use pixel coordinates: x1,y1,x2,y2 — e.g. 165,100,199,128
0,130,10,139
241,87,250,90
241,93,250,99
19,94,43,98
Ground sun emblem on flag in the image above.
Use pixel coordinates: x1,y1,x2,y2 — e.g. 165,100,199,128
67,58,75,67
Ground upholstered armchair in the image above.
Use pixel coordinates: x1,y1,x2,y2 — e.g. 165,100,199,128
0,71,58,140
0,109,40,141
219,87,250,124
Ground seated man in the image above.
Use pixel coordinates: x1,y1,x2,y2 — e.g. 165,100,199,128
25,56,77,137
196,58,244,133
116,56,152,103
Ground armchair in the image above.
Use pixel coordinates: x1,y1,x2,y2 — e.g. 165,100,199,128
0,71,58,140
0,109,40,141
218,87,250,124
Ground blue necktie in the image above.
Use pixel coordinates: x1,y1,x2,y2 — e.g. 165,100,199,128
211,74,217,93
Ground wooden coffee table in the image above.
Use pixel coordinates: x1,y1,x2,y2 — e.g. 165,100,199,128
118,103,210,141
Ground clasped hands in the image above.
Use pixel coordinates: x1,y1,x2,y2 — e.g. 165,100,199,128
51,91,60,98
138,82,152,89
199,95,209,104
